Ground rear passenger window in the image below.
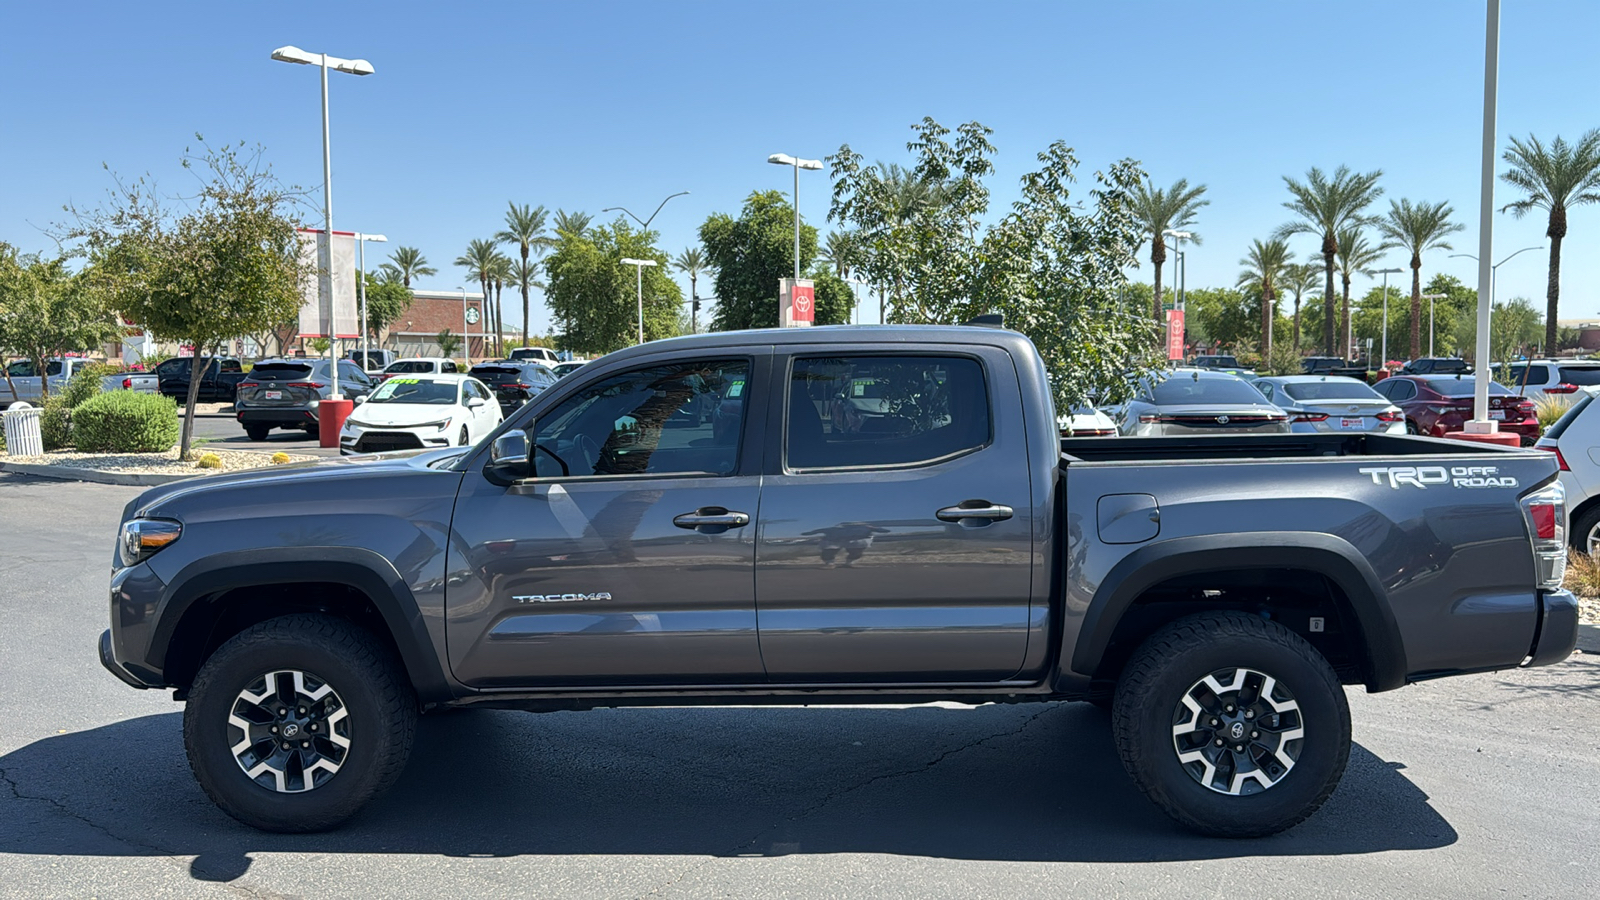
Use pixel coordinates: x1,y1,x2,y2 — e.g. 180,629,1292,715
787,356,989,470
1557,367,1600,386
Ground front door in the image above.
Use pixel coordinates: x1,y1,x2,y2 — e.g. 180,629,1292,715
447,353,768,687
754,350,1036,682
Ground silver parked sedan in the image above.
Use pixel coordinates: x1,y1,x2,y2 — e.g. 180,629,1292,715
1117,368,1291,436
1252,375,1404,434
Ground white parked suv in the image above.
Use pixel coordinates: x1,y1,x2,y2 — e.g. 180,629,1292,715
378,357,463,382
1534,392,1600,552
1500,359,1600,402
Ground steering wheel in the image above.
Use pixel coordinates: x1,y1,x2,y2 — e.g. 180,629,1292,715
574,432,602,474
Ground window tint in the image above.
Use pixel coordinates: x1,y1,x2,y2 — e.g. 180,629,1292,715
1196,356,1239,368
1506,364,1549,386
1282,380,1384,402
1558,366,1600,386
386,360,438,374
1150,376,1267,405
1255,382,1275,401
250,363,316,381
220,359,242,373
531,359,748,478
444,361,459,373
1544,393,1596,441
1425,377,1510,396
1387,381,1417,401
786,356,989,470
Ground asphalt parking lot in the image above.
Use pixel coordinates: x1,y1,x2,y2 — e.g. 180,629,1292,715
184,403,342,457
2,471,1596,900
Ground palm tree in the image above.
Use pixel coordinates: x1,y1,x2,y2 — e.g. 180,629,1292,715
552,209,593,240
495,202,554,342
1274,165,1384,355
489,253,513,355
507,258,545,343
819,231,857,279
1236,238,1291,361
1335,227,1390,358
1130,178,1208,320
455,239,500,356
387,246,436,288
672,247,712,332
1281,262,1322,352
1375,199,1463,360
1499,130,1600,350
377,263,404,285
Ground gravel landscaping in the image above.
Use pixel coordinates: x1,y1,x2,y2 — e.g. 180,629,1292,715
1580,594,1600,626
3,446,316,476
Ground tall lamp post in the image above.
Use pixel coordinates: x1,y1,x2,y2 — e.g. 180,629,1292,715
1449,245,1543,308
621,258,659,344
1421,293,1449,357
271,45,373,401
1466,0,1500,433
354,233,387,371
603,191,690,231
1373,267,1404,368
1162,229,1191,311
769,154,824,280
457,287,471,364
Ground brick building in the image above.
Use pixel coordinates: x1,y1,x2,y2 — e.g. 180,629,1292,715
386,290,493,359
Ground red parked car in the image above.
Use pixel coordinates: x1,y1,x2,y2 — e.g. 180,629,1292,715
1372,375,1539,445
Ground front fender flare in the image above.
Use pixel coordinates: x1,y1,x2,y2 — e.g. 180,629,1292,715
1071,532,1407,691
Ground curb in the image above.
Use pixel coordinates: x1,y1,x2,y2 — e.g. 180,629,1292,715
1579,623,1600,655
0,461,196,486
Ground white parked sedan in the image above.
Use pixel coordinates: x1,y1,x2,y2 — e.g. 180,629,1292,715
339,373,502,455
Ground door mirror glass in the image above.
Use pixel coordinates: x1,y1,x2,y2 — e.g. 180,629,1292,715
484,430,530,485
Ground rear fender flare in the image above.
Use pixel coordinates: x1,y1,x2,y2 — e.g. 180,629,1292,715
1071,532,1407,691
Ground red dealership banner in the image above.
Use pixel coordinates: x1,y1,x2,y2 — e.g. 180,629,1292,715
1166,309,1185,361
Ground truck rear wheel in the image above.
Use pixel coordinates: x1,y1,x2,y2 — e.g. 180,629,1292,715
183,614,416,832
1111,611,1350,838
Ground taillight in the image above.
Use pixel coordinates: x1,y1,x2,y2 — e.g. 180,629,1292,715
1138,414,1160,424
1519,482,1566,591
287,382,326,389
1377,411,1402,423
239,381,258,389
1547,383,1579,394
515,382,533,389
1293,412,1329,423
1540,445,1572,471
121,377,132,389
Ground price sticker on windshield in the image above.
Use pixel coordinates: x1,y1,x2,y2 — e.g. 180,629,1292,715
728,381,744,398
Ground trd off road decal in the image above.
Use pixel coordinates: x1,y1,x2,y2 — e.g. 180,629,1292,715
1357,465,1518,489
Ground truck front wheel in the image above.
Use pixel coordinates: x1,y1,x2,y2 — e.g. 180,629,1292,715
182,614,417,832
1111,611,1350,838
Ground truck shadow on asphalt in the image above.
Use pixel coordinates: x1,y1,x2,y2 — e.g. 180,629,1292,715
0,702,1455,882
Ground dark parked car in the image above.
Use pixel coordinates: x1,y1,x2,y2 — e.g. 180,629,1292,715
1400,357,1471,376
1190,354,1255,377
1300,357,1368,379
467,361,558,415
156,357,248,402
1372,374,1539,445
234,358,375,440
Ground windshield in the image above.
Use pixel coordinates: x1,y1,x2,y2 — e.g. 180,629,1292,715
1282,380,1384,402
250,363,316,381
385,360,438,374
1424,377,1511,396
1150,377,1267,405
367,377,460,405
1196,356,1240,367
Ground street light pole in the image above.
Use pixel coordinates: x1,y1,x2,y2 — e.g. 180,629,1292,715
271,45,373,400
769,154,824,281
354,233,387,371
602,191,690,231
458,287,469,363
1421,293,1449,357
1163,230,1192,311
1374,267,1404,367
1450,245,1543,308
620,258,659,344
1467,0,1500,431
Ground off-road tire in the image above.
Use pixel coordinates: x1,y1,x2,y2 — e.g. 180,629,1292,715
183,614,417,832
244,424,270,441
1111,611,1350,838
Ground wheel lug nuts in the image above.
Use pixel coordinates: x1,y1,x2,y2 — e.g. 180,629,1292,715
1210,718,1219,726
1235,745,1245,752
298,707,306,714
1215,739,1224,746
278,709,286,716
1225,705,1234,712
269,726,278,734
280,741,290,750
1244,709,1254,719
309,724,318,732
301,741,310,748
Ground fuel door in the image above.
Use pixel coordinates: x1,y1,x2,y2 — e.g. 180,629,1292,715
1097,493,1160,544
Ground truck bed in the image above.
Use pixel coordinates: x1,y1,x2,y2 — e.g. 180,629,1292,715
1060,432,1530,463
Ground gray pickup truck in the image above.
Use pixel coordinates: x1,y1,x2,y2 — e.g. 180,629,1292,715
100,325,1579,837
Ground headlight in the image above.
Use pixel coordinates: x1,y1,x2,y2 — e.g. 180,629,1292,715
119,519,182,568
343,418,367,430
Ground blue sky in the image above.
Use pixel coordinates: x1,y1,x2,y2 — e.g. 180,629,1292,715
5,0,1598,335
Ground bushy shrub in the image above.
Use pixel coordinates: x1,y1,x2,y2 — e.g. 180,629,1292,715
40,395,73,450
1564,550,1600,597
1534,394,1573,433
72,391,179,453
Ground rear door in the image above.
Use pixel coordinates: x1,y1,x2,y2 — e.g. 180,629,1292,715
753,348,1035,682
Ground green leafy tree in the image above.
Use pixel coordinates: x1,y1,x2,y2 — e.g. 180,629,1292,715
1129,178,1208,320
1450,296,1541,365
831,118,1163,409
361,272,411,343
1185,287,1256,351
0,253,118,401
1498,130,1600,350
71,140,307,457
807,266,856,326
829,120,996,323
1281,262,1321,351
1375,198,1462,360
496,202,554,343
700,190,828,331
387,246,435,287
1275,165,1384,355
672,247,713,332
1236,238,1290,360
435,328,461,359
543,220,682,355
1334,226,1390,358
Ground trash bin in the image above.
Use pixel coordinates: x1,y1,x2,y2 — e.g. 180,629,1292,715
3,402,43,456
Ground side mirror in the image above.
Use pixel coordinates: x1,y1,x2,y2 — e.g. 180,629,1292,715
484,430,530,486
353,394,366,404
467,397,486,409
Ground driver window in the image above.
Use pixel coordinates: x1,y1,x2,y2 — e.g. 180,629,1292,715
530,359,749,478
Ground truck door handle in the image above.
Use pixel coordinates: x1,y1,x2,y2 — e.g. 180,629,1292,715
936,501,1014,523
673,508,750,533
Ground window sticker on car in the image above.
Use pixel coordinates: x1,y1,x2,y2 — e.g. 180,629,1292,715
388,378,420,385
728,381,744,398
